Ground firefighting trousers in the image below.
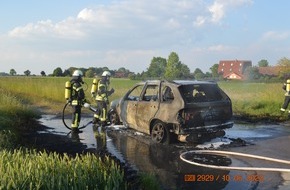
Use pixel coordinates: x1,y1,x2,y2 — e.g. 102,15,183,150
72,105,82,128
94,101,108,122
282,96,290,110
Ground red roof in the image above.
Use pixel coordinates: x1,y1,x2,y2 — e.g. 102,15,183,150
258,66,281,76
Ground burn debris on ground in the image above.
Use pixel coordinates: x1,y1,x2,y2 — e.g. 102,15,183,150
220,137,252,148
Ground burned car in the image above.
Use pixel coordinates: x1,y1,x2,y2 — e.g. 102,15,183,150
108,80,233,144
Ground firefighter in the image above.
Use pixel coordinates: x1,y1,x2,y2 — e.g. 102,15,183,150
281,79,290,113
70,70,85,132
91,71,114,126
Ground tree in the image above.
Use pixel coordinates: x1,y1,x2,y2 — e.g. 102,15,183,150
85,69,95,78
0,72,9,76
102,67,109,72
258,59,269,67
24,70,31,76
147,57,167,78
277,57,290,66
244,66,260,80
204,72,212,78
210,64,219,78
117,67,127,73
193,68,205,79
10,69,16,76
68,67,77,76
180,64,191,79
53,67,63,77
63,69,71,77
164,52,182,80
116,67,130,77
277,57,290,79
94,68,104,76
40,71,46,76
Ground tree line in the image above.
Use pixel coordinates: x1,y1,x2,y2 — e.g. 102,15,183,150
5,52,217,80
4,52,290,81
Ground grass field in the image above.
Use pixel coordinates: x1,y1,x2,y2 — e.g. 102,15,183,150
219,81,286,121
0,76,138,114
0,76,287,121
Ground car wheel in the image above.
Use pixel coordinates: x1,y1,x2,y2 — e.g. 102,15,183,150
151,121,170,144
108,109,120,125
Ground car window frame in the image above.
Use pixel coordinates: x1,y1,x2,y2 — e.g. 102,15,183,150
140,84,160,102
124,84,144,101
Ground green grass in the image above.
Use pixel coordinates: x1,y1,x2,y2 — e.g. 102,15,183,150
0,76,287,121
0,149,126,190
218,81,286,121
0,76,139,114
138,173,162,190
0,88,40,129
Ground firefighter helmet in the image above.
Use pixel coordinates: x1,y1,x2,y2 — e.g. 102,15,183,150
72,70,83,77
102,71,111,77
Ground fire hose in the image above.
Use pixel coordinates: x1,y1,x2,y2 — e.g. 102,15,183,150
180,150,290,172
62,102,97,131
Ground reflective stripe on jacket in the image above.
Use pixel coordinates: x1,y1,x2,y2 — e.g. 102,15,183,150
95,79,109,102
70,78,85,104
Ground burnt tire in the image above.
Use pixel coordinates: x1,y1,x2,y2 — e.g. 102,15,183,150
108,110,120,125
151,121,170,144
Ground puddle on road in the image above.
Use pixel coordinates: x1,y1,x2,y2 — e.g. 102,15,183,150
225,123,285,139
39,115,290,190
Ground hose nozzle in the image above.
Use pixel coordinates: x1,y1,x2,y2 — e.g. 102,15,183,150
84,103,98,113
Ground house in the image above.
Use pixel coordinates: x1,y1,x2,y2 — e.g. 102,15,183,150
257,66,281,76
218,60,252,80
114,71,127,78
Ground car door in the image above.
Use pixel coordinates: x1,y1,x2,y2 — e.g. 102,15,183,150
135,83,160,134
119,84,144,129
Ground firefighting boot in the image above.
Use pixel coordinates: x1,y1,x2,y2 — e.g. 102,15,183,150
71,122,82,133
92,114,100,124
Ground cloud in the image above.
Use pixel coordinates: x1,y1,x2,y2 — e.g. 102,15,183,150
77,8,95,21
194,0,253,27
2,0,256,74
7,0,254,45
208,1,225,23
194,16,206,27
7,0,204,49
8,18,86,39
262,31,290,41
208,44,235,52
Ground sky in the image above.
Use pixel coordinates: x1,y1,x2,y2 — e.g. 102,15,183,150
0,0,290,75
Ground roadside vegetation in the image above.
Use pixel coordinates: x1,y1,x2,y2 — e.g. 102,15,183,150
0,149,126,189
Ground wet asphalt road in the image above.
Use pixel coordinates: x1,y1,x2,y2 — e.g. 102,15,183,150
39,115,290,190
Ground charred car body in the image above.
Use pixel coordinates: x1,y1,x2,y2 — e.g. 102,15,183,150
108,80,233,144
